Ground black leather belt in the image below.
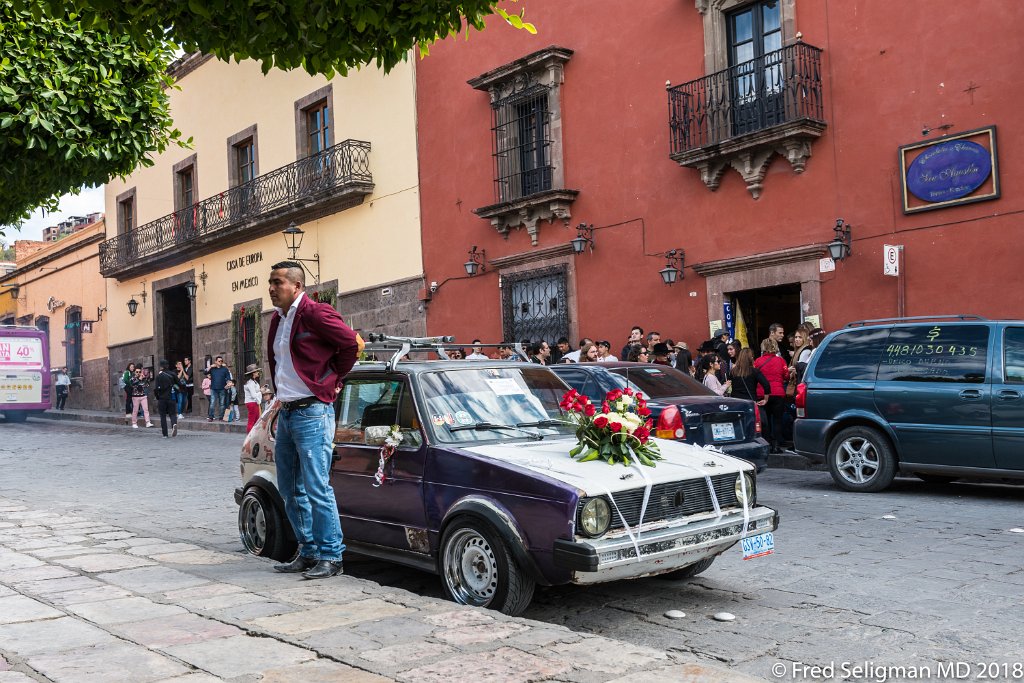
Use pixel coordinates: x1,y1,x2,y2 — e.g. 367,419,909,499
279,396,321,411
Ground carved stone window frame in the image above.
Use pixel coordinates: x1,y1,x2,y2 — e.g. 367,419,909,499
172,153,198,212
469,46,579,246
696,0,798,74
294,85,335,160
678,0,823,199
227,124,259,188
116,187,136,236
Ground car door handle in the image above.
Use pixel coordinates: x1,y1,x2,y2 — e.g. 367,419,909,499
958,389,983,400
997,389,1022,401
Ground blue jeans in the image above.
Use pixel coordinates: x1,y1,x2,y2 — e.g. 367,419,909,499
275,401,343,560
208,389,225,419
176,390,187,415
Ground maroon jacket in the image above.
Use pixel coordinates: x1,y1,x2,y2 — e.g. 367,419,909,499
267,294,360,404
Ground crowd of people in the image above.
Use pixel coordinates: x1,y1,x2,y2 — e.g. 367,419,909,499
446,323,827,454
117,354,276,435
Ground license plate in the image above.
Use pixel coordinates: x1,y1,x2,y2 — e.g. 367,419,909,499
711,422,735,441
741,531,774,560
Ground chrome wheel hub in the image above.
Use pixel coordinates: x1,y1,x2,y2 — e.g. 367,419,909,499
443,528,498,607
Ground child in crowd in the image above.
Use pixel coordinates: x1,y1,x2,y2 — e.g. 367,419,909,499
223,379,239,422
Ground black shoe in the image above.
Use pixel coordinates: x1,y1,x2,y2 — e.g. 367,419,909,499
302,560,344,579
273,555,317,573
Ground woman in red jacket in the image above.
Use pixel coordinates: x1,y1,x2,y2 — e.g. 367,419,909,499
754,337,789,454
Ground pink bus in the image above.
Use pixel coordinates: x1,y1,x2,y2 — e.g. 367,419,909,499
0,326,50,423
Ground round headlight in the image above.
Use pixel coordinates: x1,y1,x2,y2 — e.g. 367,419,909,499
735,473,755,506
579,497,611,537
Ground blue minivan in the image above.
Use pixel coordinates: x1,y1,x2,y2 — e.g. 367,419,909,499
794,316,1024,492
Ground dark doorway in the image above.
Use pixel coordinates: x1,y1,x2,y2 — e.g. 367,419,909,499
730,283,801,357
161,285,193,367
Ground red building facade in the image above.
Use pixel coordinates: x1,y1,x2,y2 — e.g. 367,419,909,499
416,1,1022,350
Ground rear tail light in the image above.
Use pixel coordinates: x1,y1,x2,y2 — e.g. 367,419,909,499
655,405,686,440
795,382,807,418
754,403,762,434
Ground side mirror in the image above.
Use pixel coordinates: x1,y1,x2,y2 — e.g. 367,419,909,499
364,425,393,446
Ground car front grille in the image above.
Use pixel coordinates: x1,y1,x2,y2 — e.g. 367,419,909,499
593,474,739,530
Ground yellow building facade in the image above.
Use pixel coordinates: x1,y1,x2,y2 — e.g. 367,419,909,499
102,53,425,408
2,221,110,409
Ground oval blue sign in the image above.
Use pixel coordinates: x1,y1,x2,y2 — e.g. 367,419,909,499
906,140,992,203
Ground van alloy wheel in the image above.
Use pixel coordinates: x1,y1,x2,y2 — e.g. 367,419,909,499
836,437,880,484
827,426,897,493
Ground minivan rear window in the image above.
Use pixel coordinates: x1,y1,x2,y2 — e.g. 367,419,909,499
813,328,890,380
876,325,989,383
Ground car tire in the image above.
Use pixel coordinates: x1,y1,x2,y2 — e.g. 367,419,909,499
4,411,28,423
915,473,959,484
659,557,715,580
827,426,897,493
238,487,296,561
439,517,535,617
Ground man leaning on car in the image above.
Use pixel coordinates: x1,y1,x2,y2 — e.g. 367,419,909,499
266,260,361,579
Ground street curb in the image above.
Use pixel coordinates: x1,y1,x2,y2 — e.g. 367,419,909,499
768,451,826,471
31,409,247,434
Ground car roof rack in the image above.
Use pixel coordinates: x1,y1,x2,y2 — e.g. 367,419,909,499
845,314,988,328
361,334,530,372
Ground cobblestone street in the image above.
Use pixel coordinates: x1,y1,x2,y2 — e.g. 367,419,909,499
2,419,1023,681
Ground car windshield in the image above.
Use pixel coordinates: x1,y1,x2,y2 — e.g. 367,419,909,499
609,365,715,398
418,367,575,443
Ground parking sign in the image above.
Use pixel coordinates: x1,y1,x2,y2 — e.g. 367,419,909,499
883,244,900,277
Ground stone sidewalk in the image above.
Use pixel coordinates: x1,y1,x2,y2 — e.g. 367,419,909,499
0,499,763,683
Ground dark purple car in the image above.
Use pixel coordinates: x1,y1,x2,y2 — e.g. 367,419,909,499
550,362,770,472
237,353,778,616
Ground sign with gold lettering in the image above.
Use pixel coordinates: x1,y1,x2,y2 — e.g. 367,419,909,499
899,127,999,214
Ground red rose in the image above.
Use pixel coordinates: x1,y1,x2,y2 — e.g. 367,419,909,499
584,403,596,416
635,392,645,401
623,387,634,397
602,401,611,413
607,389,622,401
638,406,651,417
593,416,609,429
644,418,653,429
609,421,622,433
634,426,650,443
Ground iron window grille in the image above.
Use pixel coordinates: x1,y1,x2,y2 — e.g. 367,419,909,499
668,41,823,155
491,84,553,204
501,264,569,346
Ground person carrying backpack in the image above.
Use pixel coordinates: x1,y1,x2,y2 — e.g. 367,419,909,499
153,359,179,438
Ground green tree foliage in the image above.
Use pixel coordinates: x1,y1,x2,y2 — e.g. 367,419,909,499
0,2,182,226
43,0,535,77
1,0,536,230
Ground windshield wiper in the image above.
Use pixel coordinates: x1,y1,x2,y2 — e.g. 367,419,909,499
447,422,544,440
515,419,567,429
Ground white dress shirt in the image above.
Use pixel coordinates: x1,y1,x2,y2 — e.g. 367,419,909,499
273,292,315,401
563,350,582,363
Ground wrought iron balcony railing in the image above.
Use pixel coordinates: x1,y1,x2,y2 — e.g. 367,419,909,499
668,42,824,156
100,139,373,278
